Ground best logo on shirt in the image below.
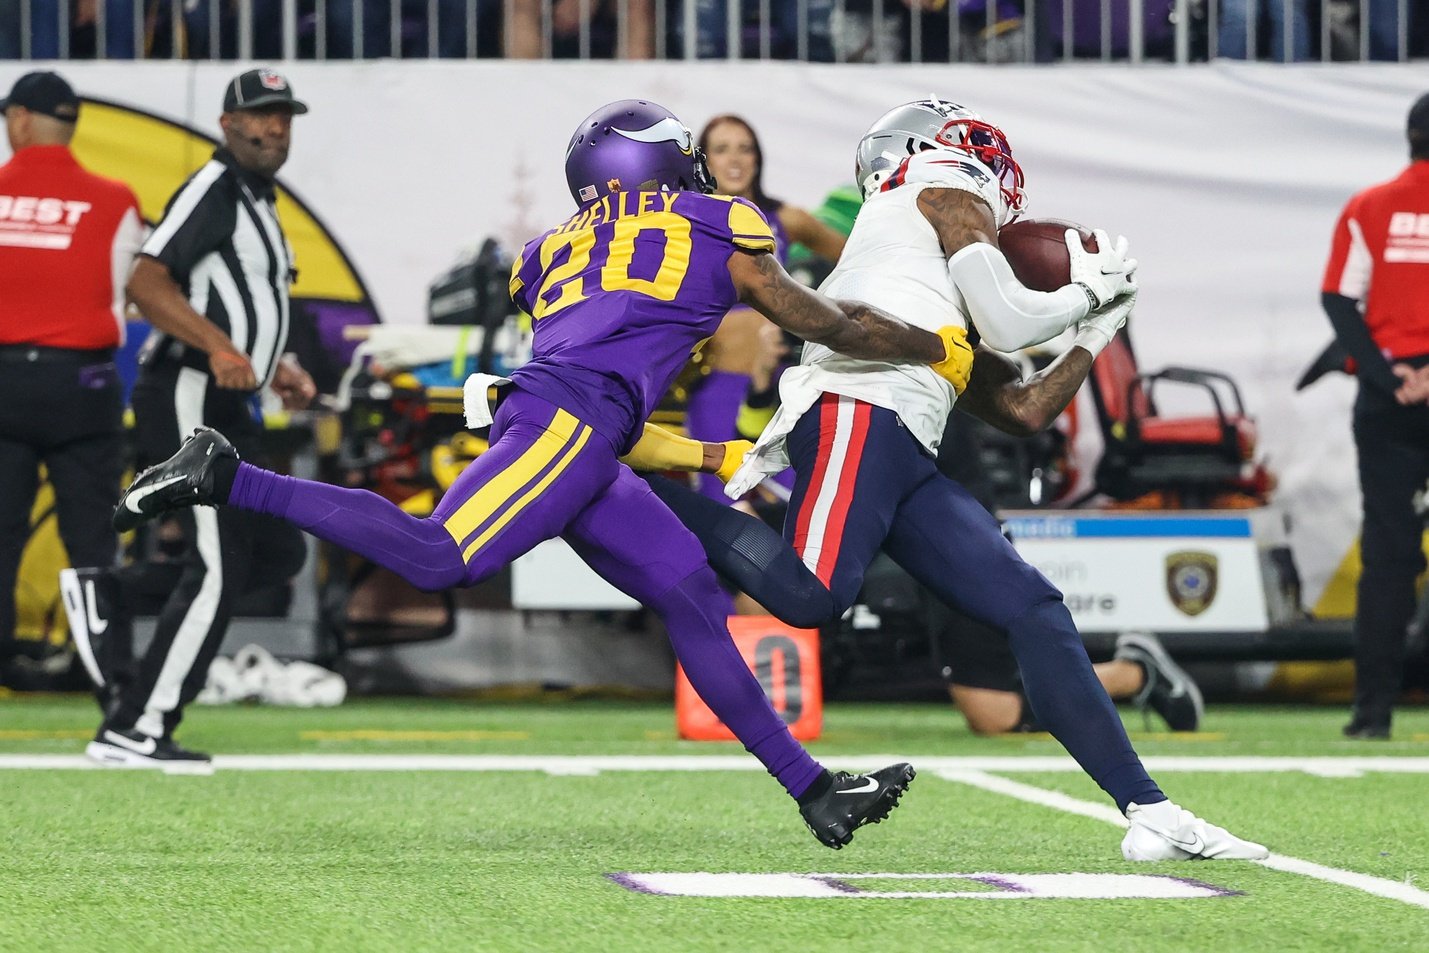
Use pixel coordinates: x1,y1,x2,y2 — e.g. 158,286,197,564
0,194,93,249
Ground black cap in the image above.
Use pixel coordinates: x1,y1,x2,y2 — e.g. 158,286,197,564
0,71,80,123
1409,92,1429,138
222,68,309,115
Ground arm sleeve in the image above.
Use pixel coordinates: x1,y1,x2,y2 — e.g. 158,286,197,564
1321,200,1372,299
1322,291,1401,398
618,423,705,472
947,242,1091,352
139,165,233,282
109,199,144,343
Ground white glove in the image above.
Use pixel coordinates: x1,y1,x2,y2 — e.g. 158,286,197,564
1066,228,1137,309
1073,284,1137,358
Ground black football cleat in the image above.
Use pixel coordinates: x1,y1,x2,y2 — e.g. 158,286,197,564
1116,631,1203,732
86,725,212,768
800,763,915,849
113,428,238,532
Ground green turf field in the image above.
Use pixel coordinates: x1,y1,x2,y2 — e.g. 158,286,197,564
2,695,1427,952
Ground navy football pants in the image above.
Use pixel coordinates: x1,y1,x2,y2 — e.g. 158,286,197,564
654,393,1164,811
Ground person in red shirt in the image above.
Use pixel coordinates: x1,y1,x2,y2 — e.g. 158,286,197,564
0,72,143,689
1321,91,1429,739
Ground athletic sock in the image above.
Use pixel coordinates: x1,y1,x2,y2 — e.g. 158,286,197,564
210,454,240,503
654,568,825,799
1007,599,1165,812
795,770,834,805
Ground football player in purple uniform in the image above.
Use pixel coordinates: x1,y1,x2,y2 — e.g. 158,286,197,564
110,100,977,849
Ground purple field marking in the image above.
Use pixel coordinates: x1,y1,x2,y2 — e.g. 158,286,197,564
968,874,1034,894
1161,874,1245,898
605,873,665,895
808,876,864,894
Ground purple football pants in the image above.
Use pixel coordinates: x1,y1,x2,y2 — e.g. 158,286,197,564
227,389,823,798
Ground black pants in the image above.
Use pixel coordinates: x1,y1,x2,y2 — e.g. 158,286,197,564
1352,383,1429,725
0,348,122,661
110,362,305,737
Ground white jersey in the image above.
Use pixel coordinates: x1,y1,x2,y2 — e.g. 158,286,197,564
727,151,998,498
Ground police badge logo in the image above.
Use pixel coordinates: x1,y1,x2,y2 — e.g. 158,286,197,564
1165,551,1218,617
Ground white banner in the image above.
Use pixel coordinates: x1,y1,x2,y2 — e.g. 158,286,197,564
1003,512,1275,632
4,60,1419,605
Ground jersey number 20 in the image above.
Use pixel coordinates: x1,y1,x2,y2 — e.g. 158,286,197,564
533,212,692,320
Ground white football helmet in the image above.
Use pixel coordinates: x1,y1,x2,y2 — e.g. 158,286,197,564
854,98,1027,224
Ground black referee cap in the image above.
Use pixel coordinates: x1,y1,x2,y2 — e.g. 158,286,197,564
222,68,309,115
1410,92,1429,138
0,71,80,123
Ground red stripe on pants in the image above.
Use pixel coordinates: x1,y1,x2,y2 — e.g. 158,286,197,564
791,394,840,562
813,399,870,586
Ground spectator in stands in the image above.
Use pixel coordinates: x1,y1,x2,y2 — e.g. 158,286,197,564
506,0,652,58
184,0,284,58
21,0,140,58
1218,0,1309,61
667,0,804,58
1319,92,1429,739
0,0,18,58
684,114,847,500
326,0,503,57
1364,0,1406,60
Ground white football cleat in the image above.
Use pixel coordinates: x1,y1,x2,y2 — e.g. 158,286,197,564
1122,800,1269,861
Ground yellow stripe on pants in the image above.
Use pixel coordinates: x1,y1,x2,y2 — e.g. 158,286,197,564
442,408,581,546
462,423,593,563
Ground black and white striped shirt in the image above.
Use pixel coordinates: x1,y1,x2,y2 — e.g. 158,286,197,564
140,147,294,386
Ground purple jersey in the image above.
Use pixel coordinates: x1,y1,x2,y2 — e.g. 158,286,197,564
508,190,776,452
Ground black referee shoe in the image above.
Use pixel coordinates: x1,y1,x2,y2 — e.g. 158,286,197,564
1342,715,1391,740
113,428,238,532
1116,631,1204,732
799,763,916,849
86,726,212,768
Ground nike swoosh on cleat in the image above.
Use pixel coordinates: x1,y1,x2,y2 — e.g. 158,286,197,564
103,730,156,756
838,777,880,795
1164,833,1205,855
124,475,187,514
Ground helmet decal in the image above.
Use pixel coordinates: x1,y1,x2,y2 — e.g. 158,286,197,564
611,116,694,155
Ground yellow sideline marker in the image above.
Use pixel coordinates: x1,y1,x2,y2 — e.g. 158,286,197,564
0,729,92,740
300,729,529,742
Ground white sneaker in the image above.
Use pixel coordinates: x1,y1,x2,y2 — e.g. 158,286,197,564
1122,800,1269,861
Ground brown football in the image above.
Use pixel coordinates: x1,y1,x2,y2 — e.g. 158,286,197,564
998,218,1098,292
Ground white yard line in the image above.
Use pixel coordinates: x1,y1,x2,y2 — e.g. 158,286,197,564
3,753,1429,773
938,769,1429,911
7,751,1426,908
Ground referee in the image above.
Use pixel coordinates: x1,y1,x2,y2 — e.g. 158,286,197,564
0,71,142,688
80,68,317,766
1321,92,1429,740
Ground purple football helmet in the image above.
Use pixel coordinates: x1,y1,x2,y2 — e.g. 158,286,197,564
564,100,717,206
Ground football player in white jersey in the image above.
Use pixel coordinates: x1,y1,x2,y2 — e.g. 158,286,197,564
646,99,1266,862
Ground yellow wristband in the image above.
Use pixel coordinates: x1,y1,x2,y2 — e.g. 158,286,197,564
619,423,704,472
